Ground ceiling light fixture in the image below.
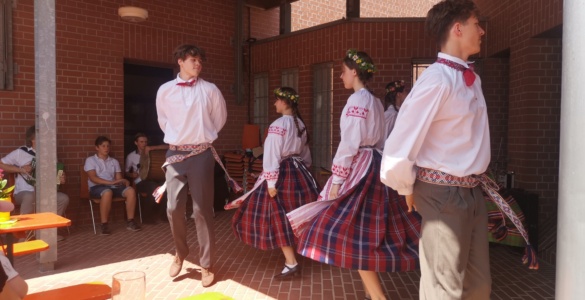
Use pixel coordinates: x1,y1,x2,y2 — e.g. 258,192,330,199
118,6,148,23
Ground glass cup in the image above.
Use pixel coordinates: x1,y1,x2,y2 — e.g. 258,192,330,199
112,271,145,300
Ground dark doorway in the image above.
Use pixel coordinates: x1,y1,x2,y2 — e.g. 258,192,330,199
123,62,174,157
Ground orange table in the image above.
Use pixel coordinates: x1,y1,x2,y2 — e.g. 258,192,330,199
0,212,71,264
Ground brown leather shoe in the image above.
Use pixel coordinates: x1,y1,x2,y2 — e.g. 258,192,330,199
169,256,183,277
201,268,215,287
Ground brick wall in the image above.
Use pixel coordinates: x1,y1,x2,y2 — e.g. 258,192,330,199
0,0,249,226
361,0,440,18
291,0,345,32
251,19,438,159
476,0,563,262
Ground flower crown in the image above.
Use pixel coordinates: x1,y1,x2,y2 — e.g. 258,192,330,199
346,49,377,73
386,80,405,94
274,88,299,103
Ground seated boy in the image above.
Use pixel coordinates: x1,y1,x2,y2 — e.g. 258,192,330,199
84,136,141,235
0,125,70,241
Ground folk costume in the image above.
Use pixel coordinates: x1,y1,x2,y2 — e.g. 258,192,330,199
156,74,241,274
227,115,319,250
381,52,537,300
287,88,421,272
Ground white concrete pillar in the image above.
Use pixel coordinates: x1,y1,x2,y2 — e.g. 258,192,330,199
556,0,585,298
34,0,58,271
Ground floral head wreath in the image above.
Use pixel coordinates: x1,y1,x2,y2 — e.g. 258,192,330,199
346,49,377,73
386,80,405,94
274,88,299,103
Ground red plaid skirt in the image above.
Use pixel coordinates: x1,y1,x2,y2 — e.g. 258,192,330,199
297,152,421,272
231,157,319,250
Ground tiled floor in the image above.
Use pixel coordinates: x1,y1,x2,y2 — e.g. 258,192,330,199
16,210,556,299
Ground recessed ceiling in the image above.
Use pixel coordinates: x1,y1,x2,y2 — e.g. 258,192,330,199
245,0,299,10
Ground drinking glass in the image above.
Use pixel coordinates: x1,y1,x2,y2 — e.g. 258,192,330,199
112,271,145,300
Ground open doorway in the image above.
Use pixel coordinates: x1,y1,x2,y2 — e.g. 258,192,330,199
123,62,174,157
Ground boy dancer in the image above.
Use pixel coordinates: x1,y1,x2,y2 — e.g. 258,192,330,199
156,44,236,287
381,1,491,299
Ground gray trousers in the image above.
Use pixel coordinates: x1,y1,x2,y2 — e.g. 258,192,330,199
414,180,491,300
14,191,70,216
165,149,215,269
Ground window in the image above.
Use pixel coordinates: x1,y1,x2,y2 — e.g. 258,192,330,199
412,58,483,84
253,73,270,140
0,0,14,90
312,63,333,171
412,60,433,84
281,68,298,91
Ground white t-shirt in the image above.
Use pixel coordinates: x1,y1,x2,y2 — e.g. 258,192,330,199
0,146,35,194
125,151,141,184
84,155,122,188
0,253,18,281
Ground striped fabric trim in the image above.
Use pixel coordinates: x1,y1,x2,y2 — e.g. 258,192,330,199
416,168,531,247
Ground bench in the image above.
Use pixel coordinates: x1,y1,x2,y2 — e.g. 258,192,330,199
13,240,49,256
24,281,111,300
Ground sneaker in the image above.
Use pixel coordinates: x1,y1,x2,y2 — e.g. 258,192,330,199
101,223,111,236
126,219,142,232
201,268,215,287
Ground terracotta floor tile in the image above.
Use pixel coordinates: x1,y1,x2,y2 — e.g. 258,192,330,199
17,210,555,299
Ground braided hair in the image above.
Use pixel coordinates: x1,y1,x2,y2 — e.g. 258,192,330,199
274,87,309,144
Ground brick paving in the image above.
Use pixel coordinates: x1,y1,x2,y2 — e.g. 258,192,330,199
15,210,555,299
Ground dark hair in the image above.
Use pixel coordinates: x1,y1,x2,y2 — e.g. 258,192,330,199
134,132,148,142
94,136,111,146
342,50,375,84
275,87,310,144
25,125,35,147
384,80,406,111
173,44,207,62
426,0,480,47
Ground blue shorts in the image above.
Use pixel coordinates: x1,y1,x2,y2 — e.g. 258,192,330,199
89,184,131,198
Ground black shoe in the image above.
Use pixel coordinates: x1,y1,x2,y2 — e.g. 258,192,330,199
274,264,300,280
126,219,142,232
101,223,111,235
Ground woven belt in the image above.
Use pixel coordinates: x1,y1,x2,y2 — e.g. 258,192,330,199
152,143,243,202
416,167,538,270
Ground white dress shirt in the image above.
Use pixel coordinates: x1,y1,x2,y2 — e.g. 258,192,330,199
263,115,311,188
331,88,385,184
156,75,227,145
381,52,491,195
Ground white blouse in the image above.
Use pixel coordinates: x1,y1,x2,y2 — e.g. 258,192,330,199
384,105,399,140
331,88,385,184
263,115,311,188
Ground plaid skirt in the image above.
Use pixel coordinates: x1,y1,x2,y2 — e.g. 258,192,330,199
296,152,421,272
231,157,319,250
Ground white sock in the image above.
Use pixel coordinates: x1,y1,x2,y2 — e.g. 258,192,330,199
281,263,297,274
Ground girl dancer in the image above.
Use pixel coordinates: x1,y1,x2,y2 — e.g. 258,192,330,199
287,50,421,300
226,87,319,279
